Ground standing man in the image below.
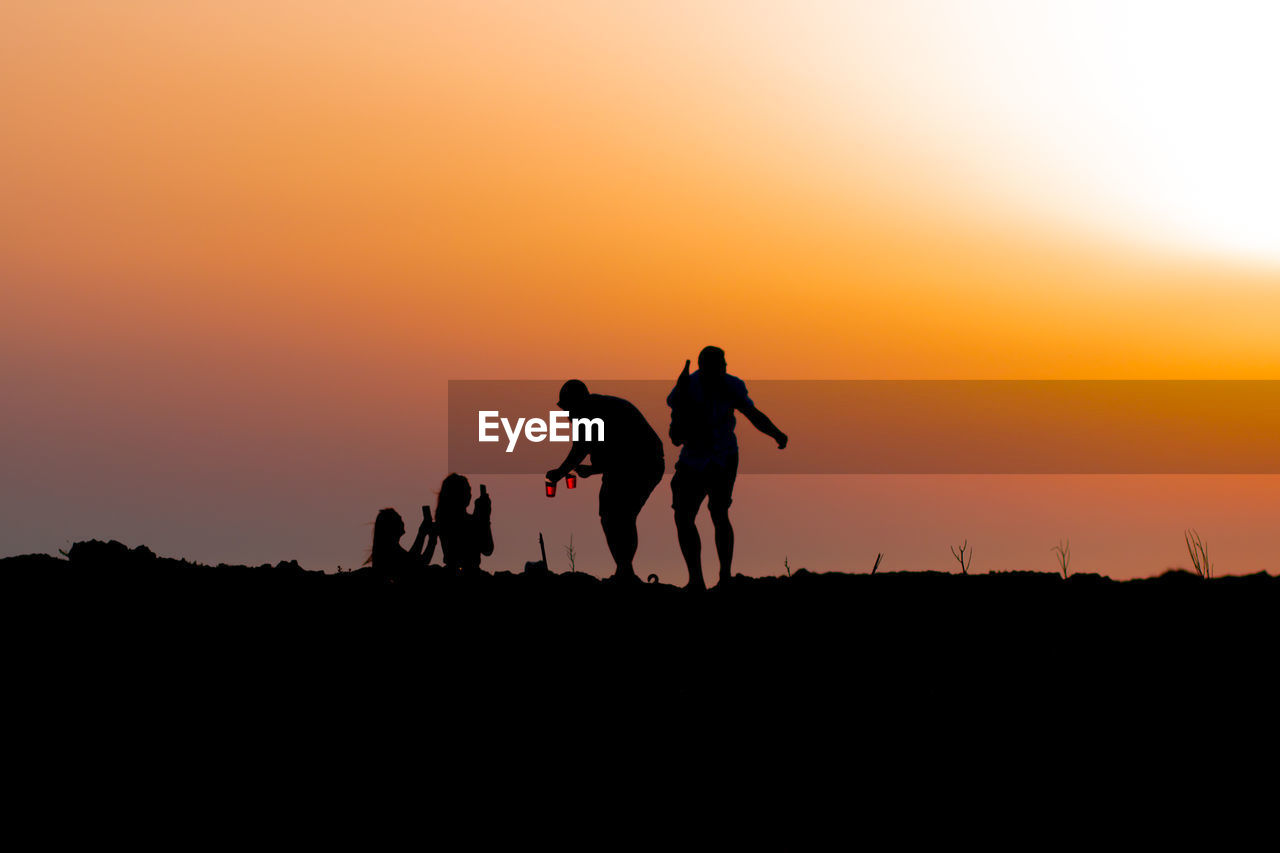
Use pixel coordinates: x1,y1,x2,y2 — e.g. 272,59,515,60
668,346,787,590
546,380,664,583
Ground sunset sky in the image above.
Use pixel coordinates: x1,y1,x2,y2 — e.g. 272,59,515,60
4,1,1280,578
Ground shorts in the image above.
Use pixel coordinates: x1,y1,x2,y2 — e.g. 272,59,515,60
599,461,664,521
671,452,739,515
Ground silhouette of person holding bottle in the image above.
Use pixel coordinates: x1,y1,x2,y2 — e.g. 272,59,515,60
366,506,437,578
435,473,493,572
668,346,787,590
546,380,664,582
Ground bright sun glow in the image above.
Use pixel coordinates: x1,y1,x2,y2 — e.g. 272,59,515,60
1036,1,1280,260
743,0,1280,261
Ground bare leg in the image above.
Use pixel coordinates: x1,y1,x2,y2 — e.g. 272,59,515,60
602,513,639,579
710,507,734,584
675,508,705,589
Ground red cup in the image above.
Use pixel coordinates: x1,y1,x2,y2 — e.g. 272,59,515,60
566,474,576,489
545,481,556,497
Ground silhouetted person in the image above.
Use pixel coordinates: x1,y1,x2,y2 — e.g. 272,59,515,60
546,380,664,582
668,346,787,590
436,473,494,572
367,506,437,578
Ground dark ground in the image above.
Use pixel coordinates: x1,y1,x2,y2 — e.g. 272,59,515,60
4,539,1277,806
7,539,1275,713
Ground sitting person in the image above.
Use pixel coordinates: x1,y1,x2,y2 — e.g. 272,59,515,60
435,473,494,572
366,506,437,578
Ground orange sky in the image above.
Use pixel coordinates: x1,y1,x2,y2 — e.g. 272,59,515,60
3,2,1279,576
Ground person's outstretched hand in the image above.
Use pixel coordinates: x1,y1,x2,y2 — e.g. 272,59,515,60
574,464,596,478
776,432,788,450
545,467,564,484
420,505,436,534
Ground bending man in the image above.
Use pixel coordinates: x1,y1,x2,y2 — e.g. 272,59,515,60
547,380,664,582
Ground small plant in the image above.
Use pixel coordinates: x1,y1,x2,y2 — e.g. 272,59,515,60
951,540,972,575
564,534,577,573
1184,529,1212,579
871,553,883,575
784,556,791,577
1052,539,1071,579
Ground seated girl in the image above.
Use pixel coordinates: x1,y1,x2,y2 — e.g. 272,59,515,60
435,473,494,572
366,506,437,578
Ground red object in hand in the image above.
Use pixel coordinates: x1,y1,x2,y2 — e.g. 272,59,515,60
545,481,556,497
566,474,576,489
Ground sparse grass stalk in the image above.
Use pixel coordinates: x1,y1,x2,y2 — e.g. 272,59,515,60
564,534,576,573
1052,539,1071,579
1185,529,1212,579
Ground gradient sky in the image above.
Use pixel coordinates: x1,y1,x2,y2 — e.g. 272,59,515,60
3,1,1280,578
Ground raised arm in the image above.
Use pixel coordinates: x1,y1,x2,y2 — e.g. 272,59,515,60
423,527,438,565
474,485,494,557
409,506,437,563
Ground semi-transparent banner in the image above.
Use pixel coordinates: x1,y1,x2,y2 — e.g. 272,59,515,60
447,380,1280,474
